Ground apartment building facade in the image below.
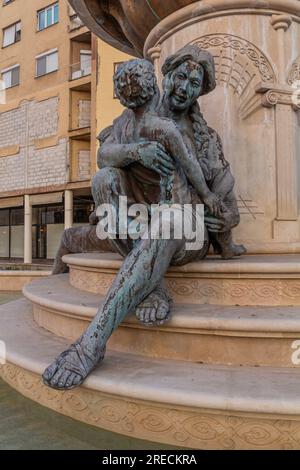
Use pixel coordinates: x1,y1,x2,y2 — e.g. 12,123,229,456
0,0,131,263
0,0,96,262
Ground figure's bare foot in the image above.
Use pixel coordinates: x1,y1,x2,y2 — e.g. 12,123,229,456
219,243,247,260
136,284,172,327
52,257,69,275
42,341,106,390
89,210,98,225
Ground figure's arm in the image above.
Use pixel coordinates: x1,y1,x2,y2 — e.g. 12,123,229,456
160,122,221,216
98,141,140,169
98,126,175,177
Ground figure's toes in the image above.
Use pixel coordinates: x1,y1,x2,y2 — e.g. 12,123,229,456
64,372,77,389
156,302,169,321
50,369,66,388
144,308,152,323
71,374,83,388
43,362,59,383
57,370,73,389
235,244,247,256
149,307,158,323
136,307,145,321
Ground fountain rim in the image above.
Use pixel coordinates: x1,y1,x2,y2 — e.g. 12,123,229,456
69,1,300,58
69,0,138,56
144,0,300,58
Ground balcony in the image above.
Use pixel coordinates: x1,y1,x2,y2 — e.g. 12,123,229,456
70,59,91,81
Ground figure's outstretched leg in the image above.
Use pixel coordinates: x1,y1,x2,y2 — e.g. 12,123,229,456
43,232,184,390
53,166,139,275
92,167,136,258
52,226,112,275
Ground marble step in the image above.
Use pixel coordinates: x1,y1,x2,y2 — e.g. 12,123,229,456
1,298,300,450
23,275,300,368
63,252,300,306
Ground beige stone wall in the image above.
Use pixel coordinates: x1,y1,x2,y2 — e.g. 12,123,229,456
0,106,27,147
0,97,59,147
27,138,68,188
28,97,59,140
0,152,25,191
0,97,68,191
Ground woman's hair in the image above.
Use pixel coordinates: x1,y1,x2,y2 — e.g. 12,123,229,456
161,69,211,180
161,45,217,180
189,100,211,181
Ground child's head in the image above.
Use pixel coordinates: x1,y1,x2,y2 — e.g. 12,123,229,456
114,59,158,109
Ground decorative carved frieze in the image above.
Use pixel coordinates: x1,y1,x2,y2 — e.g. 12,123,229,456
2,363,300,450
288,59,300,86
193,34,276,87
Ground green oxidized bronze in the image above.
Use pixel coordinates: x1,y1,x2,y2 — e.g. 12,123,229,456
44,46,245,390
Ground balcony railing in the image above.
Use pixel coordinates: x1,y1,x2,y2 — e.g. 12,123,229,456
70,61,91,81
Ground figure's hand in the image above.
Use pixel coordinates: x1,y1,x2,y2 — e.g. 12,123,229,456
204,215,225,233
137,142,175,177
203,192,221,218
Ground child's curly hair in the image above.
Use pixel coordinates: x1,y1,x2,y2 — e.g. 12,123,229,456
114,59,158,108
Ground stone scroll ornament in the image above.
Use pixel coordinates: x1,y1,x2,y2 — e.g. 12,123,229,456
43,45,245,391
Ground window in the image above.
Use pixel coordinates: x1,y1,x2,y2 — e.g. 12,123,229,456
70,50,92,80
37,2,59,31
36,49,58,77
2,21,21,47
1,65,20,89
80,50,91,76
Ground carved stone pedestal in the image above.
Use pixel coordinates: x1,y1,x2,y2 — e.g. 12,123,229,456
1,252,300,449
1,0,299,450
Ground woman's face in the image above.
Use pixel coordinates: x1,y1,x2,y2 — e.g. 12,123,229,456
167,61,204,111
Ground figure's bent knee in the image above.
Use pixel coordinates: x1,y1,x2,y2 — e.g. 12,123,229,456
92,167,124,193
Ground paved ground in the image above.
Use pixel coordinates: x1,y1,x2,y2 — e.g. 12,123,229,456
0,293,175,450
0,292,23,304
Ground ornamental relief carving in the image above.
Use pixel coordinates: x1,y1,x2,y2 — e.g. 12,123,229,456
69,269,115,295
2,363,300,450
192,34,276,97
69,268,300,307
166,279,300,306
288,58,300,86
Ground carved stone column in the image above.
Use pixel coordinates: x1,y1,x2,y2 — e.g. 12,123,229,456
24,195,32,265
64,190,74,230
263,15,299,241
